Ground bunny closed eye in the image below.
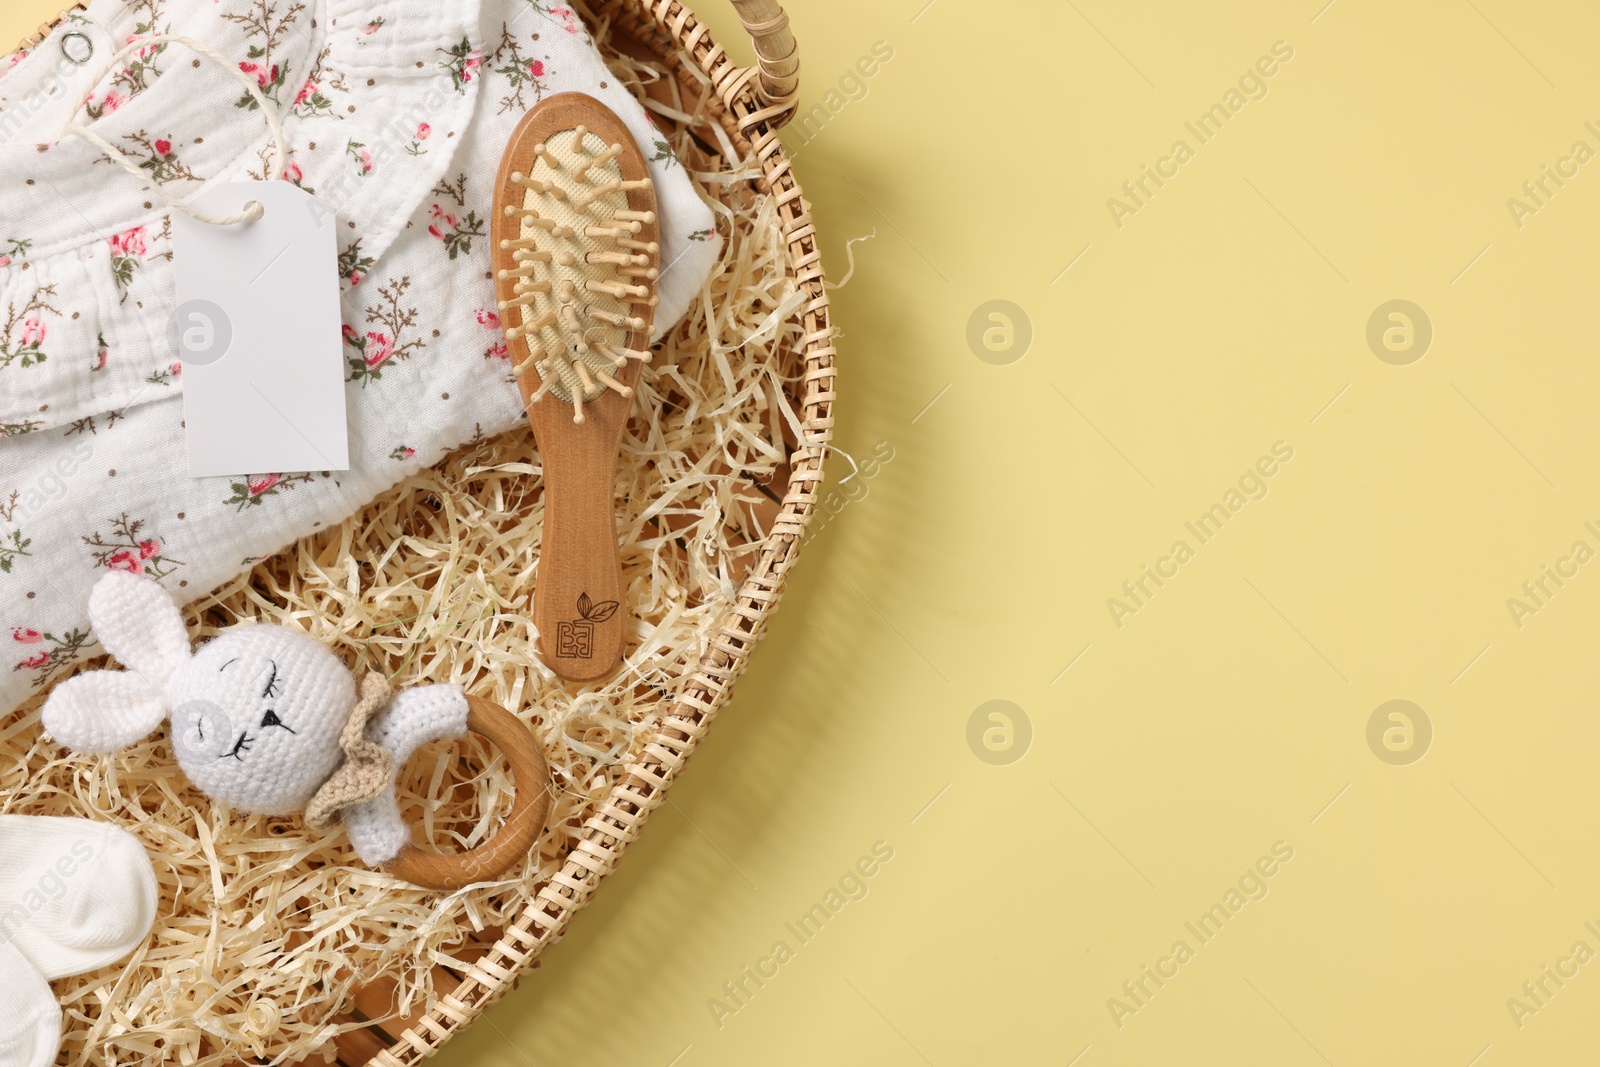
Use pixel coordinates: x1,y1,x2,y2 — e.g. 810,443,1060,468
260,660,283,700
255,661,295,734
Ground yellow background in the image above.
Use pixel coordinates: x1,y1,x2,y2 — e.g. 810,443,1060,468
10,1,1600,1064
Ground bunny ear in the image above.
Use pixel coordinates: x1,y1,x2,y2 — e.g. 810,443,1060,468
86,569,192,685
41,669,168,754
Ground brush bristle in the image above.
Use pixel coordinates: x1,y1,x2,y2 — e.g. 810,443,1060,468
501,130,657,423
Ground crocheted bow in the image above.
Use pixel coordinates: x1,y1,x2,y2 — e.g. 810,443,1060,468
305,673,397,830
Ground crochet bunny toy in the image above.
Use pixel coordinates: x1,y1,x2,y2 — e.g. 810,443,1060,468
41,570,469,868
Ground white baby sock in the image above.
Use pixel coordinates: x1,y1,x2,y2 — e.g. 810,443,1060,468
0,815,157,979
0,940,60,1067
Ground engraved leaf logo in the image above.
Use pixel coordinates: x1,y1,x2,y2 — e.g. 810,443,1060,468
576,592,619,623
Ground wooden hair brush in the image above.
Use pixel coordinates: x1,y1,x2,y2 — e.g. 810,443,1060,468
493,93,661,682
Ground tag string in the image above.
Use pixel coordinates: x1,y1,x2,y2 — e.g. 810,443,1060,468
59,34,288,226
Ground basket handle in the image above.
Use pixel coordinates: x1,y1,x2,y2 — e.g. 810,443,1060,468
728,0,800,126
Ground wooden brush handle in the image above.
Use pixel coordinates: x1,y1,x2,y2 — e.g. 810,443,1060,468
534,411,629,681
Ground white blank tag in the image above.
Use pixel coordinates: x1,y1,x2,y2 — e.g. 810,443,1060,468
172,182,349,477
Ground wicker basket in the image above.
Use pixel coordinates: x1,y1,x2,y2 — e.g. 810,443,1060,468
14,1,831,1063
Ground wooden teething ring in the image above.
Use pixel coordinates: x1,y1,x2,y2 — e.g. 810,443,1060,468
383,695,551,892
